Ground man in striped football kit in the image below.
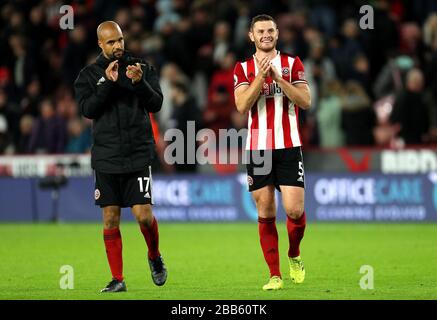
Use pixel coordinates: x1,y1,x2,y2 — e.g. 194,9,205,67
234,14,311,290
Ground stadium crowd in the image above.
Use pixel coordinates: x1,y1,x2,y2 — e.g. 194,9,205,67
0,0,437,165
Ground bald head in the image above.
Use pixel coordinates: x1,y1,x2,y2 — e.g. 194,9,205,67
97,21,121,41
97,21,125,59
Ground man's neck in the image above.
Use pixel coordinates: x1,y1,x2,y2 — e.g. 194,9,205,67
254,49,278,61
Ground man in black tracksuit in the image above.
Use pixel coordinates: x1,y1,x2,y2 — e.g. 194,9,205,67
74,21,167,293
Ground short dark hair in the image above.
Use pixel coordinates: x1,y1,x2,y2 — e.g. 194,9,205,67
250,14,276,31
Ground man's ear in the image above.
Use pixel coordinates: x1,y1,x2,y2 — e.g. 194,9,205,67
248,31,254,42
275,29,279,41
97,40,102,50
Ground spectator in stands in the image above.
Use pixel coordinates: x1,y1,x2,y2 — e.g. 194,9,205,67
301,39,335,145
233,2,250,52
349,54,372,97
277,23,299,56
0,67,11,94
336,19,364,81
0,88,19,145
168,80,202,173
390,68,430,145
423,13,437,50
8,34,35,100
16,114,33,154
62,25,89,89
21,78,42,117
65,118,91,154
158,63,189,132
367,0,399,80
28,98,67,154
317,80,345,148
0,114,13,154
341,81,376,146
373,55,414,99
160,15,192,77
304,41,336,114
27,5,54,79
0,0,437,153
154,0,181,33
212,21,232,66
207,51,235,107
203,85,234,136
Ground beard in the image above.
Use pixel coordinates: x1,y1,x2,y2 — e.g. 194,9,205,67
256,39,277,52
111,49,124,60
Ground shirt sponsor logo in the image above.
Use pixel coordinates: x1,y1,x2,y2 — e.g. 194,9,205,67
261,82,282,96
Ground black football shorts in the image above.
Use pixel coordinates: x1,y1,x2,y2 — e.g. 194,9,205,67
246,147,305,192
94,166,154,208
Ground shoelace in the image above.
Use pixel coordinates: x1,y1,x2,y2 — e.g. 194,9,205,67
291,259,303,271
106,279,119,288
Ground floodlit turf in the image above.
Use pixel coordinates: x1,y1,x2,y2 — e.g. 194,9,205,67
0,222,436,300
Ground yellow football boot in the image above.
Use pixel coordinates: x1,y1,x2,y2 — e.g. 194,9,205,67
289,256,305,284
262,276,284,291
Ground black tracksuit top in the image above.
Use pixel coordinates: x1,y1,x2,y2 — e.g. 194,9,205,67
74,53,163,174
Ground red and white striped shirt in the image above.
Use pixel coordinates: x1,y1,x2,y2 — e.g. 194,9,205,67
233,51,307,150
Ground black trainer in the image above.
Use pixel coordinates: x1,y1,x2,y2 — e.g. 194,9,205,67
148,255,167,286
100,279,127,293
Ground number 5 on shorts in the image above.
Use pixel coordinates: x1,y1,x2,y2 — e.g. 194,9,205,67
298,161,304,182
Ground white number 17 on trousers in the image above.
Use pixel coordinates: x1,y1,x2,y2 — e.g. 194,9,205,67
137,177,150,193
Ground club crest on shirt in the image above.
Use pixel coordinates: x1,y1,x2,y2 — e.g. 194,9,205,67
282,67,290,76
94,189,101,200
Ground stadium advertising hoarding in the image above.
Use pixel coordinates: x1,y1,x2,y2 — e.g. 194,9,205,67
2,149,437,177
305,148,437,173
1,171,436,222
138,173,437,222
305,173,437,222
0,153,436,222
0,154,92,177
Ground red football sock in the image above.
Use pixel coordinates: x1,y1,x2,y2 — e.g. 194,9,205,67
140,216,160,260
287,212,306,258
103,227,123,281
258,217,281,278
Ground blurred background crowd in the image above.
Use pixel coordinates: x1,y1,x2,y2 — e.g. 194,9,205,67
1,0,437,172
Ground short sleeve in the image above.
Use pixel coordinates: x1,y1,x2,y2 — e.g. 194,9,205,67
233,62,249,89
291,56,307,85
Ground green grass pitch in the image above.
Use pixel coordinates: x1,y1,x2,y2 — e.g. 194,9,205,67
1,222,436,300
